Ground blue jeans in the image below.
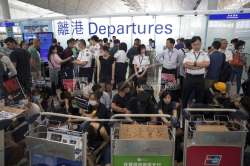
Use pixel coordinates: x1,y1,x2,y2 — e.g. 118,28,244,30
231,67,243,94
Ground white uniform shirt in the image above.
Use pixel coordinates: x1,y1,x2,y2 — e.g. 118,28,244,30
183,50,210,75
133,54,150,72
219,48,233,62
114,50,128,63
89,43,100,58
158,48,182,69
77,49,92,68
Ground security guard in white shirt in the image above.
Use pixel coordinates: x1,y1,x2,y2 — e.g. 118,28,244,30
74,39,94,83
182,36,210,108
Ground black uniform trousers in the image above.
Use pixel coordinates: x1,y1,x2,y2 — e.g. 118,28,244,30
182,74,205,108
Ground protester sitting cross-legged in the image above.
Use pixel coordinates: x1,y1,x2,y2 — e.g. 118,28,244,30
205,82,238,109
92,83,111,110
111,82,131,115
127,84,157,123
72,92,110,126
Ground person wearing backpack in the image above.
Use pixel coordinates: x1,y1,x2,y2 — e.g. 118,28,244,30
230,40,247,94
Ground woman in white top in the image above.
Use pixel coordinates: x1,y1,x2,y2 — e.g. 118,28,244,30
74,39,94,83
114,42,128,85
48,45,71,94
89,35,101,83
133,44,150,87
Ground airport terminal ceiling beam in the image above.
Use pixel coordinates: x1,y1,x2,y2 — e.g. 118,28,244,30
1,8,250,22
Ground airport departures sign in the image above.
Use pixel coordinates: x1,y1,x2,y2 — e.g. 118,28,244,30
54,19,173,37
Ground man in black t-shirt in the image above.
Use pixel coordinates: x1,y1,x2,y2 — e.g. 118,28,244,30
127,85,157,122
61,39,74,78
111,83,130,114
4,37,31,94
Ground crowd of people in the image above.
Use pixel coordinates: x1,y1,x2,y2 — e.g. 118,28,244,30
0,34,250,166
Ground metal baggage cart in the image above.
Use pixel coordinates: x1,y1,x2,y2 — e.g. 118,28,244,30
25,112,92,166
0,106,26,166
25,112,122,166
111,114,176,166
183,108,248,166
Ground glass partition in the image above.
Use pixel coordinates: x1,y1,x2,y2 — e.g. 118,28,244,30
206,20,235,48
179,15,207,48
110,16,132,47
131,16,156,48
155,15,180,53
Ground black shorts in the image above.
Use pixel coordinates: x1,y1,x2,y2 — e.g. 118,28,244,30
79,67,93,83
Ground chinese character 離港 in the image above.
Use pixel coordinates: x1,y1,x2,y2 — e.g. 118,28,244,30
71,20,84,35
57,21,70,35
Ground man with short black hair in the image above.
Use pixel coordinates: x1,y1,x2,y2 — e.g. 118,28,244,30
158,38,183,91
92,83,111,110
127,38,141,77
4,37,32,94
206,41,226,88
182,36,210,108
109,39,120,56
175,38,185,50
61,39,74,78
111,83,131,114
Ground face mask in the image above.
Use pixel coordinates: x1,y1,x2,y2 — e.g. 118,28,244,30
163,99,171,104
89,100,97,106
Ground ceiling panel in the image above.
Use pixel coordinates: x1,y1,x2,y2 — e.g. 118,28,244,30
13,0,250,16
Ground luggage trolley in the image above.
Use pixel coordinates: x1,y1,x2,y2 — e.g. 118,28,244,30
111,114,176,166
25,112,91,166
183,108,248,166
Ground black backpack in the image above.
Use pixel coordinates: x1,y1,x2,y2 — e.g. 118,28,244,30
219,54,232,82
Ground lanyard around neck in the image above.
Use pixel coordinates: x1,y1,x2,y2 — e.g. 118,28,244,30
168,50,173,61
194,52,201,61
139,55,144,65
